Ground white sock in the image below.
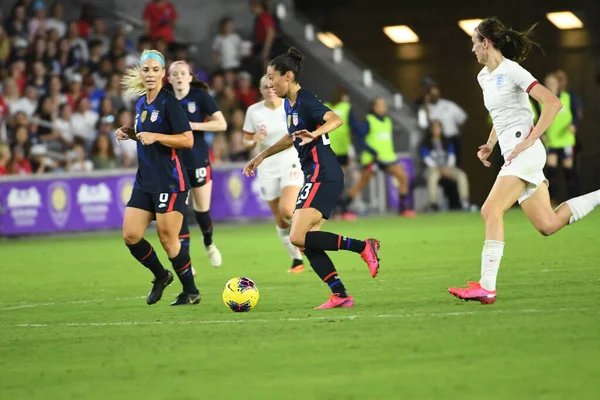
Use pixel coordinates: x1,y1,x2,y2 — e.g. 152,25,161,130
276,226,302,260
566,189,600,224
480,240,504,291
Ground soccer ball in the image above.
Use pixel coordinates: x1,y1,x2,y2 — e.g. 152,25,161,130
222,277,259,312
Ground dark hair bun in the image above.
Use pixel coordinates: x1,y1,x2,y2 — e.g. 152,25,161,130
287,47,304,63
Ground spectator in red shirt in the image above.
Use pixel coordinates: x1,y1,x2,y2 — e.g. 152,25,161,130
249,0,276,63
235,71,258,110
8,145,33,175
143,0,178,44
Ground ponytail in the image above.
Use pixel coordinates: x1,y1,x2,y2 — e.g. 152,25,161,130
476,18,542,64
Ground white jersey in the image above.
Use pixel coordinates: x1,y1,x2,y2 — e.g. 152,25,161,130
477,58,539,155
243,100,300,178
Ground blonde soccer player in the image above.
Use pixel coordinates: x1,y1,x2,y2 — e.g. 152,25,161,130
242,75,305,273
115,50,201,306
448,18,600,304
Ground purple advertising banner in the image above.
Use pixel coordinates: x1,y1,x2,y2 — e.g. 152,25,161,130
0,169,273,236
387,156,415,209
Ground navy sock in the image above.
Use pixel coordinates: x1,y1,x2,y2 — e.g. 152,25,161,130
178,216,191,250
126,239,167,279
399,194,407,212
195,211,213,247
304,231,366,253
303,248,347,297
169,246,198,294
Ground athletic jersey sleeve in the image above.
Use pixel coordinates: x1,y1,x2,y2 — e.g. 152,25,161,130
242,105,256,134
508,62,538,93
166,94,192,134
196,90,220,115
307,96,331,125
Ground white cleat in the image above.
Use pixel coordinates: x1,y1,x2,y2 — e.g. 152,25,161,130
206,244,222,267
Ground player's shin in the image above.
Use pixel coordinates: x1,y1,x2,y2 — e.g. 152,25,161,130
303,248,347,297
479,240,504,291
169,244,198,294
304,231,366,253
126,238,168,279
195,210,213,247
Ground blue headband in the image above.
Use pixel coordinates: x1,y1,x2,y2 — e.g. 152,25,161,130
139,53,165,68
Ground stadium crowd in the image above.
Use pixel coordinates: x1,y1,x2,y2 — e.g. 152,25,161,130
0,0,280,176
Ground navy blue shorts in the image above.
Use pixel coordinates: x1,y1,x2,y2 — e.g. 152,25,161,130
127,189,188,215
182,145,212,188
295,179,344,219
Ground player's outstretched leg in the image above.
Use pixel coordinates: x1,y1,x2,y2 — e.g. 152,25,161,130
123,206,173,305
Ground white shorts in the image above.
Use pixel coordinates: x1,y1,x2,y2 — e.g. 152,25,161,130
257,167,304,201
498,139,548,204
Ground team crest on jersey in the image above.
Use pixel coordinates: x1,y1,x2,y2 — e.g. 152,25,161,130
187,101,196,113
141,110,147,122
292,112,298,126
496,75,504,87
150,110,159,122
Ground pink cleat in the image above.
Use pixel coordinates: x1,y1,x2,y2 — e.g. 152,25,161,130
360,238,380,278
448,281,496,304
342,212,358,221
314,293,355,309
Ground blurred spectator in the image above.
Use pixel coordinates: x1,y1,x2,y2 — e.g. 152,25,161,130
67,142,92,172
143,0,178,44
10,59,27,94
11,84,39,117
235,71,258,110
66,22,89,66
8,144,33,175
53,103,76,146
65,73,84,108
7,5,28,40
46,2,67,38
70,97,98,145
212,17,244,71
29,60,48,98
77,3,94,38
105,73,126,111
46,75,67,110
209,73,225,98
0,143,10,175
228,108,248,161
211,133,229,165
418,80,467,165
420,120,471,211
2,77,21,113
28,0,47,40
90,132,117,170
249,0,276,63
0,26,10,64
89,18,110,54
216,86,240,123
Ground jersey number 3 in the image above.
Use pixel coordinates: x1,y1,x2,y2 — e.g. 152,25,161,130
296,182,313,204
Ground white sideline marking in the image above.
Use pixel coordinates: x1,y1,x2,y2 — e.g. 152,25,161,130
2,297,145,311
3,307,595,329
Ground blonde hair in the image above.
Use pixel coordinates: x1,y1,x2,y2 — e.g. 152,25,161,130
121,49,166,96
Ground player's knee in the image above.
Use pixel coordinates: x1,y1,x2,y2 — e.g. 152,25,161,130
535,220,557,237
480,203,502,223
122,228,142,245
289,230,305,248
279,206,294,222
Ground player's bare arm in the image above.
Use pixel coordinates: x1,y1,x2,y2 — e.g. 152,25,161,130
293,111,342,146
243,134,293,177
190,111,227,133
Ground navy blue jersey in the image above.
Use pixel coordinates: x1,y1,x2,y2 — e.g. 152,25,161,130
134,87,191,193
177,87,220,168
284,88,343,182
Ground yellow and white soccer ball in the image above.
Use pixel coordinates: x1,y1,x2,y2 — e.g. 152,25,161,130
222,277,259,312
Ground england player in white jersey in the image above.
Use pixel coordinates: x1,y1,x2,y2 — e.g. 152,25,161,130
449,17,600,304
243,75,305,273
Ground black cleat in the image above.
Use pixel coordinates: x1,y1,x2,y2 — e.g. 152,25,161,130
170,291,201,306
146,270,174,305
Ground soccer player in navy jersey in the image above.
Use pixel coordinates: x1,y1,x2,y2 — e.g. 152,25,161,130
166,61,227,268
115,50,201,306
243,47,381,309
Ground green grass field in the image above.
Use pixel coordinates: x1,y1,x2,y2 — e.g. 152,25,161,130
1,211,599,399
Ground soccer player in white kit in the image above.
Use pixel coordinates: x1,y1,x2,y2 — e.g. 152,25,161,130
449,17,600,304
243,75,305,273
